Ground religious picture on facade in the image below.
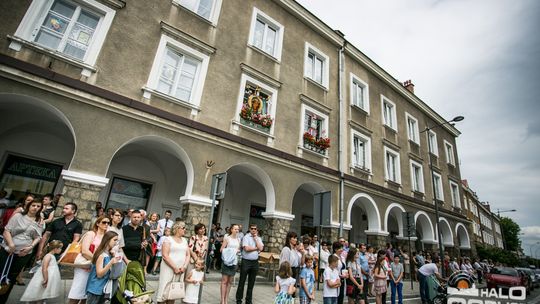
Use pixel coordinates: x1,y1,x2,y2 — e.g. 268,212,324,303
239,84,273,132
106,177,152,210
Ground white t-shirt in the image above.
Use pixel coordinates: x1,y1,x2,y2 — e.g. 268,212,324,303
323,267,340,298
419,263,439,276
276,276,296,294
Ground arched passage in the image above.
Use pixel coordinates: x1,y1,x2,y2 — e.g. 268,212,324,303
456,223,471,249
415,211,436,249
347,193,382,244
438,217,454,247
0,94,76,199
384,203,406,238
217,163,275,231
291,182,326,236
102,136,193,217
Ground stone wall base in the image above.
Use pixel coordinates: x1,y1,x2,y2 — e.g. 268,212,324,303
264,218,291,253
62,180,104,231
181,203,212,236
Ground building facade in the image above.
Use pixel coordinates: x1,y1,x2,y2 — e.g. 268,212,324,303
0,0,473,254
461,180,503,250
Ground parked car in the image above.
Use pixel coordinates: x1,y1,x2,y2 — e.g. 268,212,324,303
485,267,530,295
516,267,536,291
535,269,540,285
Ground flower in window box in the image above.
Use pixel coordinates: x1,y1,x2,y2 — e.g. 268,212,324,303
303,132,316,144
315,137,331,150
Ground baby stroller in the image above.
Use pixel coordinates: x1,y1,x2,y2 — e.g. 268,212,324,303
428,270,476,304
115,261,154,304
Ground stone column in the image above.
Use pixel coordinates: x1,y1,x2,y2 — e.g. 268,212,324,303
61,170,109,231
366,233,389,249
262,212,294,253
180,196,213,237
320,227,340,244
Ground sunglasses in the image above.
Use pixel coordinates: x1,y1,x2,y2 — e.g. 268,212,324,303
101,221,110,225
250,227,257,230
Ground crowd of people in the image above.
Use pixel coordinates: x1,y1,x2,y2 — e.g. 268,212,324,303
0,193,493,304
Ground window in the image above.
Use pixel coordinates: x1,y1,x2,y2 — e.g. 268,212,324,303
450,181,461,208
428,130,438,156
300,104,329,155
248,8,284,60
10,0,115,71
350,74,369,113
381,96,397,131
174,0,222,23
444,140,456,166
432,171,443,201
143,35,210,110
406,113,420,144
304,42,330,88
410,160,424,193
351,130,371,171
233,73,278,135
384,147,401,184
106,177,152,210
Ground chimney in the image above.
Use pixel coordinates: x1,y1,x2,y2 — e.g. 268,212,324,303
403,79,414,94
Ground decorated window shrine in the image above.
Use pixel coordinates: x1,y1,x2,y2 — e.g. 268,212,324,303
239,84,274,133
303,111,330,154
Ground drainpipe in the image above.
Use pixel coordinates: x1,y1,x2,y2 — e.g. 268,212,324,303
338,44,345,237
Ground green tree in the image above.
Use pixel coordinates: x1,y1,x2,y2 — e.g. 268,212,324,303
500,217,521,251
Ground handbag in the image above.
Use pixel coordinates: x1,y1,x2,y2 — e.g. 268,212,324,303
0,253,14,295
59,232,92,268
163,274,185,300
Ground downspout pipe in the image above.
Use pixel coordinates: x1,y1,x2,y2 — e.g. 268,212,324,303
338,44,345,238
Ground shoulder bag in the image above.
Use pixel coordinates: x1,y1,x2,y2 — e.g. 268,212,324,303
163,273,185,300
59,232,92,268
0,253,14,295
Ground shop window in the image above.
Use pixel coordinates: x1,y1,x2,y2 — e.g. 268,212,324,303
105,177,152,210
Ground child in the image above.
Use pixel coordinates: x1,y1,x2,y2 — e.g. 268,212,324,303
299,254,316,304
86,231,122,303
323,255,341,304
390,255,404,304
275,261,296,304
20,240,63,303
183,259,205,303
152,227,170,275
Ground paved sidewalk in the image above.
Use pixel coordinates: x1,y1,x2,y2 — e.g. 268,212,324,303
9,270,422,303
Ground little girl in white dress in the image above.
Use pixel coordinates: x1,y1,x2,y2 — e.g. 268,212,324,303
183,259,205,303
21,240,63,303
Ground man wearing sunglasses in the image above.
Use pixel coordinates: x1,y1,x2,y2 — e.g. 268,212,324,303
236,224,264,304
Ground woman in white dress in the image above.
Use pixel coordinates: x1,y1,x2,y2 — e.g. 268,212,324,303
220,224,240,304
156,221,190,304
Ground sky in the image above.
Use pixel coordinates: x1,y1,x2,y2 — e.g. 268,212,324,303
296,0,540,256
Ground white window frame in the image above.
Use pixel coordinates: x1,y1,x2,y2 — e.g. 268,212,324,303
406,112,420,144
350,73,369,113
300,104,329,150
381,95,397,131
304,42,330,89
409,159,424,193
9,0,115,74
247,8,284,61
173,0,223,25
383,146,401,184
449,180,461,208
444,140,456,166
351,130,372,172
432,171,443,201
233,73,279,136
428,130,439,157
143,34,210,111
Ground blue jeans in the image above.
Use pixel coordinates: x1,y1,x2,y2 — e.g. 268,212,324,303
390,281,403,304
418,271,428,303
323,297,338,304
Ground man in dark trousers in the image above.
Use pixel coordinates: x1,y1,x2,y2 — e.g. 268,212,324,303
236,223,264,304
36,202,82,259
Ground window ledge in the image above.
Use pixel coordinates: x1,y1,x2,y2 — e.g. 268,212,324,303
232,120,275,139
351,104,369,115
304,76,329,92
447,162,456,168
384,124,397,134
429,151,439,158
172,1,217,27
351,165,371,175
298,145,329,159
8,35,97,76
385,179,402,188
408,139,420,147
246,44,281,64
142,87,201,114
